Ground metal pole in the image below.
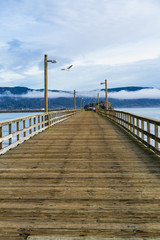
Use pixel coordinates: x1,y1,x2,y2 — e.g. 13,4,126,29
97,93,99,110
105,79,108,110
80,98,82,109
44,54,48,112
74,90,76,109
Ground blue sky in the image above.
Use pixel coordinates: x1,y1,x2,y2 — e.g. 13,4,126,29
1,0,160,92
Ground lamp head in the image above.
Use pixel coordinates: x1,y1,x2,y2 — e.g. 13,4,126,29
47,60,56,63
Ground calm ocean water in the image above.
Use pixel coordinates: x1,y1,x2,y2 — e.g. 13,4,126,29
0,108,160,122
0,112,41,122
115,108,160,121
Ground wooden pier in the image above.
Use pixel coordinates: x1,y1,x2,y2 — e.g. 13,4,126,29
0,111,160,239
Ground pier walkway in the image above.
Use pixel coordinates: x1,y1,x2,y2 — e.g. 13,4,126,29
0,111,160,239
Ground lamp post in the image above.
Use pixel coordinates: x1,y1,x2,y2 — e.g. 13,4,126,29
100,79,108,110
97,93,99,110
44,54,56,112
74,90,78,109
80,97,82,109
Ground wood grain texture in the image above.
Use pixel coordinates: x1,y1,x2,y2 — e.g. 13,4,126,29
0,111,160,239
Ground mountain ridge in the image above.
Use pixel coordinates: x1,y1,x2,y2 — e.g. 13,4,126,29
0,86,159,110
0,86,71,95
0,86,155,95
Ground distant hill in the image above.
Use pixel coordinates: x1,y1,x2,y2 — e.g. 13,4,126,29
0,86,30,95
102,86,152,93
0,86,70,95
0,86,159,110
0,86,154,95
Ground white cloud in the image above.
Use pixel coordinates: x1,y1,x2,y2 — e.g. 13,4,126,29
72,39,160,67
24,66,43,76
108,89,160,99
0,0,160,90
0,70,25,83
0,90,73,99
23,91,73,98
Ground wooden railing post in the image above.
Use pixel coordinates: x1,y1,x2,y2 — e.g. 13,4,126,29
17,122,20,141
122,113,124,126
133,116,135,134
9,123,12,145
45,114,49,127
147,120,150,145
23,120,26,137
155,124,158,150
130,116,132,132
42,116,44,128
141,120,144,140
48,113,50,127
124,113,126,128
123,113,125,127
129,115,131,131
38,116,40,130
34,117,36,132
29,118,32,134
113,112,117,122
127,114,129,130
0,126,2,150
137,118,139,137
124,113,127,128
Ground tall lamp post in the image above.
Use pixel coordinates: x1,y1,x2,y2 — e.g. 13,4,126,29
74,90,78,109
100,79,108,110
83,100,85,109
97,93,99,110
80,97,82,109
44,54,56,112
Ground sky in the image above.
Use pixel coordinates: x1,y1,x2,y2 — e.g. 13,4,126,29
0,0,160,94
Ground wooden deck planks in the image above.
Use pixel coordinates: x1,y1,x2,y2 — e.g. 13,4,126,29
0,111,160,239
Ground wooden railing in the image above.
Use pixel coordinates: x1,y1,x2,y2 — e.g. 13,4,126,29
98,109,160,155
0,109,81,154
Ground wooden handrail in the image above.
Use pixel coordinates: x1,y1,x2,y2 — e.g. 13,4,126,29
0,109,81,155
98,109,160,155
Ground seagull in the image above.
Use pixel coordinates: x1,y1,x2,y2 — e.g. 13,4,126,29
61,65,73,71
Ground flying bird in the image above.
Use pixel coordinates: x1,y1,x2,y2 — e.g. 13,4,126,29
61,65,73,71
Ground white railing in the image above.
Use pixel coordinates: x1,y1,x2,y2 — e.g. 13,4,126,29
0,109,81,154
98,109,160,155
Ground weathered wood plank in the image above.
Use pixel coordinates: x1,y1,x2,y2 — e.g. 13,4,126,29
0,111,160,239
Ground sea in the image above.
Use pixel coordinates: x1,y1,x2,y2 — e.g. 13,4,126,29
0,108,160,122
0,112,40,122
115,107,160,121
